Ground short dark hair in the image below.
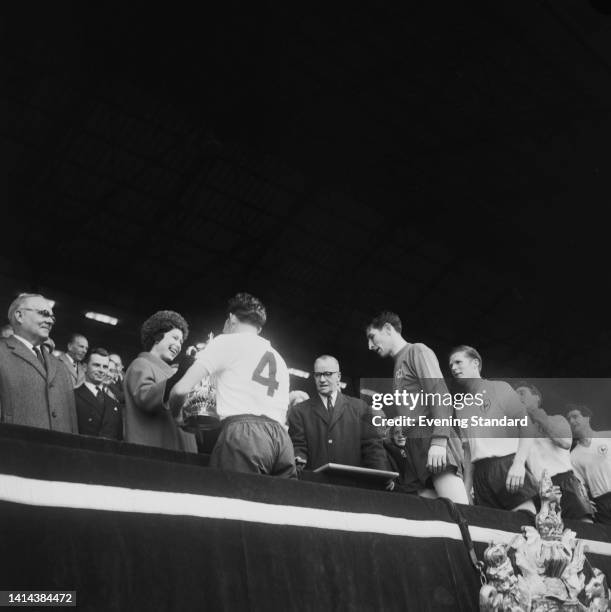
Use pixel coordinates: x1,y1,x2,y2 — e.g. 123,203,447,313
69,333,87,344
227,293,266,329
87,347,109,363
565,403,593,419
450,345,483,373
140,310,189,352
368,311,402,333
514,381,542,405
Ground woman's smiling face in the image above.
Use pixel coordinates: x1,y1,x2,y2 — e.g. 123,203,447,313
153,328,184,363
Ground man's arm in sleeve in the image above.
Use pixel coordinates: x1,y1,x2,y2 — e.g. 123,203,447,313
504,385,534,493
125,360,169,416
411,343,452,440
529,410,572,450
359,400,391,470
169,337,228,416
168,360,211,416
287,402,309,467
570,451,588,485
462,440,474,505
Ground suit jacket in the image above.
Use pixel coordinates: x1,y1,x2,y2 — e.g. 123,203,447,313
57,352,85,388
75,384,123,440
0,337,78,433
124,352,197,452
106,378,125,404
288,392,389,471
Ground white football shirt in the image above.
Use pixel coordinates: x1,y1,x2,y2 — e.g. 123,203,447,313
570,437,611,498
528,431,573,482
195,333,289,425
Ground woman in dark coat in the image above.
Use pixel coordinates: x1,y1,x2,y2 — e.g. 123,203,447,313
124,310,197,452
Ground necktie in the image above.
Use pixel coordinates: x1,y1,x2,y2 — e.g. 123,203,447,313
96,387,105,406
327,396,334,421
34,346,46,370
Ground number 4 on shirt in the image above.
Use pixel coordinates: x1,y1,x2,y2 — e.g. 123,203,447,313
252,351,279,397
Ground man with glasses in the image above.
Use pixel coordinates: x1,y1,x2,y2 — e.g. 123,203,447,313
287,354,388,473
0,293,77,432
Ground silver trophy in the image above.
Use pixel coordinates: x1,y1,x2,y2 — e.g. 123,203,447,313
181,332,221,431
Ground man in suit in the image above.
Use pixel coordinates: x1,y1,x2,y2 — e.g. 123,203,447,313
105,353,125,404
0,293,77,433
109,353,124,379
288,355,389,473
75,347,123,440
58,333,89,387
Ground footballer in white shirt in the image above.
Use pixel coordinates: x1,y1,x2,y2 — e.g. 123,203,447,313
170,293,296,477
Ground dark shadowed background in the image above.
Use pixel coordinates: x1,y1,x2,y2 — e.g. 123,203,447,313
1,2,611,425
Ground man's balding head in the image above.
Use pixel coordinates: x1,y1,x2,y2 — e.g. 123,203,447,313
313,355,341,398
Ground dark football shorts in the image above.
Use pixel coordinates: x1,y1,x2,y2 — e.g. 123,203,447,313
594,491,611,525
400,431,464,493
473,453,538,510
550,470,593,520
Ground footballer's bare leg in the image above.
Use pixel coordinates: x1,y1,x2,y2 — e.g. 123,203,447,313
432,472,469,504
417,487,438,499
510,499,536,513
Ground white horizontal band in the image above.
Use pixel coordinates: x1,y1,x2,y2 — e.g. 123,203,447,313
0,473,609,557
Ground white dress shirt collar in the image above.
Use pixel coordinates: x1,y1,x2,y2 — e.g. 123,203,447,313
319,390,338,409
84,381,102,396
12,334,38,355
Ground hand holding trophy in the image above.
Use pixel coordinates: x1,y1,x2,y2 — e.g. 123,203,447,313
181,332,221,431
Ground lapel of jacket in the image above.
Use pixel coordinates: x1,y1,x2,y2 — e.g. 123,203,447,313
78,385,105,417
44,347,58,384
140,351,175,376
329,392,346,429
312,395,331,425
105,384,118,402
60,353,77,383
7,337,47,380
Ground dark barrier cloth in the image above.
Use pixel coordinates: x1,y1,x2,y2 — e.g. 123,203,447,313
0,424,609,612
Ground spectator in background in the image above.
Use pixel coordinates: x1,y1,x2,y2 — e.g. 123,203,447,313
515,382,592,521
0,293,77,432
1,323,14,338
366,312,467,503
58,333,89,387
124,311,197,452
384,426,415,493
104,355,125,404
449,345,536,512
170,292,295,477
75,348,122,440
289,390,310,408
567,404,611,525
109,353,125,382
288,355,389,474
287,390,309,426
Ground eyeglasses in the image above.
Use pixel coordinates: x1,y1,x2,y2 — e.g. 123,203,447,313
313,371,339,379
19,308,56,322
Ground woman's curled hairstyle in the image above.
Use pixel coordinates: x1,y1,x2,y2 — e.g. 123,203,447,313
140,310,189,352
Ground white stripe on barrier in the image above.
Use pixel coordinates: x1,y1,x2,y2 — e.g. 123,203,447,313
1,473,610,556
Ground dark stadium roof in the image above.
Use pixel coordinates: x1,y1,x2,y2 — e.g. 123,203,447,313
2,2,611,398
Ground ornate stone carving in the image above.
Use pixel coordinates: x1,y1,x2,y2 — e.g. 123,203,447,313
479,470,610,611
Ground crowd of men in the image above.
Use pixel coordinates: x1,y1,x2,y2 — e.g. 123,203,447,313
0,293,609,525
